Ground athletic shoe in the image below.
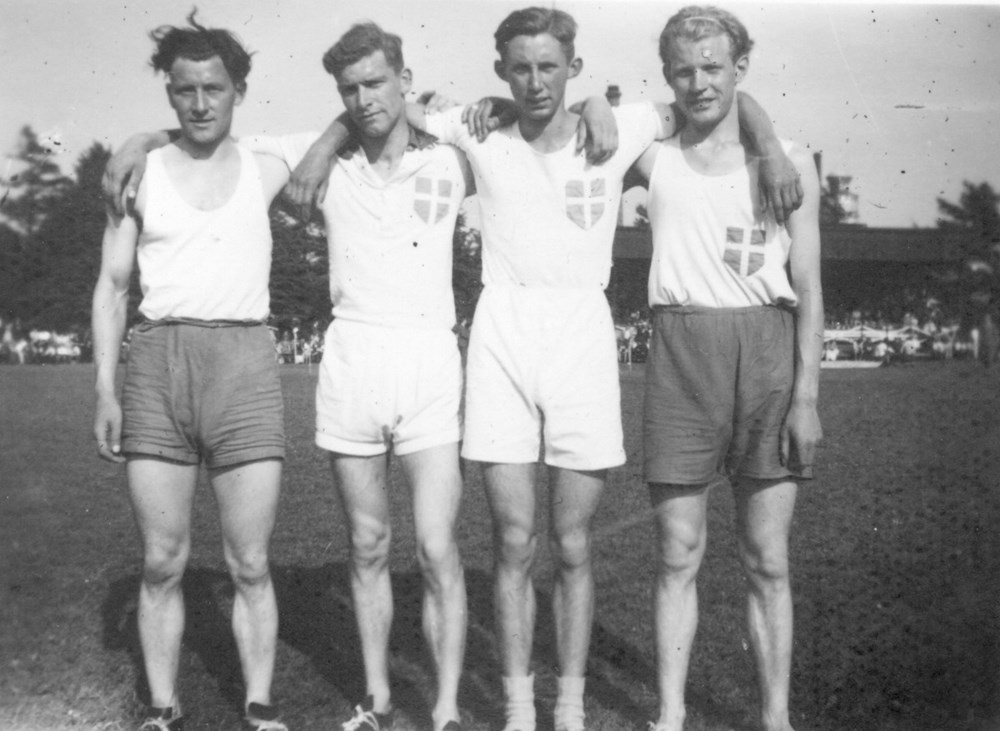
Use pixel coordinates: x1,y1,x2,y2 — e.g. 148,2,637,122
244,702,288,731
138,705,183,731
342,696,393,731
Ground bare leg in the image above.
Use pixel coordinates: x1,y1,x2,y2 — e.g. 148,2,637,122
127,458,198,710
399,443,466,730
482,462,538,676
548,467,605,731
482,462,538,730
331,452,394,713
212,459,282,710
649,484,710,731
735,478,797,731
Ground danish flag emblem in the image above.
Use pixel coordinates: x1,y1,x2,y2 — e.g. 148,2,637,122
565,178,606,230
723,226,765,277
414,177,452,224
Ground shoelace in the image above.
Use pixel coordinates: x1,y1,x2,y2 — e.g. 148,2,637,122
342,707,383,731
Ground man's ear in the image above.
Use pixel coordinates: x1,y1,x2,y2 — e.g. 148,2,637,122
661,63,671,83
734,55,749,83
568,57,583,79
235,81,247,106
494,59,508,82
165,82,177,110
400,67,413,95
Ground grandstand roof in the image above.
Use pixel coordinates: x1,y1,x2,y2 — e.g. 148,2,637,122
612,225,974,263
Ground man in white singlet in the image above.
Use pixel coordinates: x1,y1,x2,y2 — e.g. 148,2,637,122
631,7,824,731
92,13,291,731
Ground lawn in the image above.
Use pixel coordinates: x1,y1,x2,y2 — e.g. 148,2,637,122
2,361,999,730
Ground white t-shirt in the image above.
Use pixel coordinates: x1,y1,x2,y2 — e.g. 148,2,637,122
274,131,467,330
137,145,272,321
425,102,660,290
646,138,798,308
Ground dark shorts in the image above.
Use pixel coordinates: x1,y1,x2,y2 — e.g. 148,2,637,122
643,305,798,486
121,320,285,469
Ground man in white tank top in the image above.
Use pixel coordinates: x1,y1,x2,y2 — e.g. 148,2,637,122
91,14,291,731
630,7,823,731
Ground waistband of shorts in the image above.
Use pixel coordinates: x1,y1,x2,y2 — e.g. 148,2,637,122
651,304,792,317
135,317,268,332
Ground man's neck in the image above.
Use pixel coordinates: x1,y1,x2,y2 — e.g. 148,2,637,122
679,105,741,152
360,115,411,179
518,106,578,153
175,134,233,161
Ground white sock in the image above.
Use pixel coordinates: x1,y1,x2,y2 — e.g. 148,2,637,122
554,675,586,731
502,674,535,731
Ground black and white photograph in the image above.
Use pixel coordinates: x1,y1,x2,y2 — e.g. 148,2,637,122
2,1,999,729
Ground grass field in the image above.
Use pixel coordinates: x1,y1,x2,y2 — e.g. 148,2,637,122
2,361,1000,730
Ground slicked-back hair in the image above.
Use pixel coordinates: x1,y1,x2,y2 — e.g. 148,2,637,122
658,5,754,65
322,22,404,79
150,9,252,87
494,7,577,63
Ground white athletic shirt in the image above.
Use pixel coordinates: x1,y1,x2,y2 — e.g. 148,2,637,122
275,130,466,330
137,145,272,321
425,102,660,290
646,138,798,308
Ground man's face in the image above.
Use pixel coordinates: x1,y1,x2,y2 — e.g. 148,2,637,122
663,33,746,130
166,56,244,148
495,33,581,123
336,50,411,140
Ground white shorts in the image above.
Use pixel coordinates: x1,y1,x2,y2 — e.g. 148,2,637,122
461,286,625,470
315,319,462,456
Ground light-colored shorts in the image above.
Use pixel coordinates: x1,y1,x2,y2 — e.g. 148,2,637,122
315,319,462,456
462,286,625,470
643,305,799,485
121,320,285,469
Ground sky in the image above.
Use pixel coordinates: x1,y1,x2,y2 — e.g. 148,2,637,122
1,0,998,229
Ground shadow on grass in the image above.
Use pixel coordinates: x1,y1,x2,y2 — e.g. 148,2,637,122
101,563,752,730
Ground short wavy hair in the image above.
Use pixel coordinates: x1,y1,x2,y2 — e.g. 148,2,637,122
494,7,577,63
658,5,754,65
322,22,404,79
149,9,253,87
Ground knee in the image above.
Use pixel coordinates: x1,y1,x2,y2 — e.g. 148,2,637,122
350,522,391,572
494,522,537,571
416,529,458,575
224,547,271,589
656,526,705,581
738,537,790,587
142,540,189,588
550,527,592,572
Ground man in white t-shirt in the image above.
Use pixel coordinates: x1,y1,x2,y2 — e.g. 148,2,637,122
92,13,291,731
630,7,823,731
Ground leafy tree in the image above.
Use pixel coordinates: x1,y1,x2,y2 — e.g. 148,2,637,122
268,205,330,330
0,130,115,331
1,126,72,237
452,208,482,327
26,143,118,330
936,181,1000,259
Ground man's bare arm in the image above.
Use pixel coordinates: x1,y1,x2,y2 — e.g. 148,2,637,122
101,131,176,216
781,145,824,477
92,209,138,463
736,92,803,225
